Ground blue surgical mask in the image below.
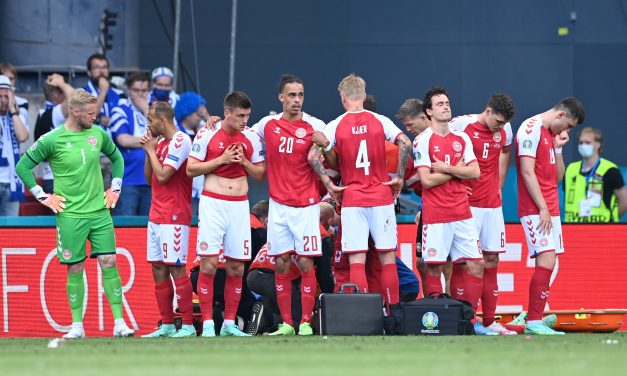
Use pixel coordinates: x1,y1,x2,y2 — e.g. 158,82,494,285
152,88,170,101
578,144,594,158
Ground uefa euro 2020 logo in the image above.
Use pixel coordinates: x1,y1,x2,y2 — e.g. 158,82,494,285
422,311,439,330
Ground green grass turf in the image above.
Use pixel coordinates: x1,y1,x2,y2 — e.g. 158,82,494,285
1,333,625,376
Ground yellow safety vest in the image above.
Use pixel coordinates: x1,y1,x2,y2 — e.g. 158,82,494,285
564,158,619,222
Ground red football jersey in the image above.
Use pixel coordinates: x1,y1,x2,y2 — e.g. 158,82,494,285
450,114,513,208
250,244,300,280
413,128,477,224
253,112,325,207
515,116,560,217
189,124,264,178
149,131,193,225
323,110,402,207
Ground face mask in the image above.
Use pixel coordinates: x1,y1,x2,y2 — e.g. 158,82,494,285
578,144,594,158
152,88,170,101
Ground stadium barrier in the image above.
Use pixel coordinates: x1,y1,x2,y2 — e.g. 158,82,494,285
1,222,625,337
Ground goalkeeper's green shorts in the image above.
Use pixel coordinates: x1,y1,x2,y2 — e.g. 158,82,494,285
55,212,116,264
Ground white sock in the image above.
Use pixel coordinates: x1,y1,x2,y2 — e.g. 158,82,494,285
71,322,84,330
114,318,125,326
203,320,214,328
223,320,235,327
527,320,542,325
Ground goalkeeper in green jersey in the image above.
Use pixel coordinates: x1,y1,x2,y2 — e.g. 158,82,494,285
16,90,134,339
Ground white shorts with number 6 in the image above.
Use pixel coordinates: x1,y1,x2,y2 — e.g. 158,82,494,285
341,204,397,253
197,194,252,261
470,206,506,254
267,198,321,257
421,218,481,264
147,222,190,265
520,215,564,258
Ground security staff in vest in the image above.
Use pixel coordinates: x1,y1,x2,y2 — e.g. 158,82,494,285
564,127,627,222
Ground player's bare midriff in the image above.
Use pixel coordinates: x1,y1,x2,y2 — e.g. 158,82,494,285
204,174,249,196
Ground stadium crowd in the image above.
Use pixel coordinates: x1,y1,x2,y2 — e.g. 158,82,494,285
1,52,595,338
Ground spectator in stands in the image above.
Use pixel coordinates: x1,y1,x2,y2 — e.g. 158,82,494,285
564,127,627,222
109,72,151,215
0,63,29,128
0,75,29,215
34,74,74,195
148,67,179,108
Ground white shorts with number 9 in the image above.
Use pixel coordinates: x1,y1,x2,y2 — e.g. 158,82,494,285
147,222,190,265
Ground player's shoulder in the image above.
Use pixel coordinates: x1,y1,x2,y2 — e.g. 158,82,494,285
449,114,478,130
516,115,543,137
301,112,326,129
243,126,261,142
256,113,283,128
195,124,219,141
32,126,64,148
173,131,192,145
413,127,433,146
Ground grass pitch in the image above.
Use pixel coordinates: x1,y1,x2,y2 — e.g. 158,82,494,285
1,333,625,376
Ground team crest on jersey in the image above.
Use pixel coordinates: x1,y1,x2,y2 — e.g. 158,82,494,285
62,249,72,260
453,141,462,152
522,139,533,150
295,128,307,139
192,143,201,153
199,241,208,251
493,133,502,142
540,238,548,247
427,248,437,258
88,135,97,145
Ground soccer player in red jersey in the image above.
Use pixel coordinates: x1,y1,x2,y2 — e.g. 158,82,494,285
139,102,195,338
413,87,493,334
515,97,584,335
250,75,326,336
310,74,412,334
187,91,265,337
449,94,517,335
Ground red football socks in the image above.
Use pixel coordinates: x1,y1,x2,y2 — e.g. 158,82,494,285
197,272,214,322
275,271,293,326
349,262,369,293
465,272,484,312
174,276,194,325
300,269,317,324
528,265,553,321
450,263,465,300
154,280,174,324
424,273,443,296
481,267,498,326
381,263,400,307
223,275,242,321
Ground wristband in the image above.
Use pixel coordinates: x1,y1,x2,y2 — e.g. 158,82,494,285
111,178,122,192
10,112,19,117
323,143,333,153
30,185,48,201
554,147,562,154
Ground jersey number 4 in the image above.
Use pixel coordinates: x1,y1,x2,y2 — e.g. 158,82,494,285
356,140,371,175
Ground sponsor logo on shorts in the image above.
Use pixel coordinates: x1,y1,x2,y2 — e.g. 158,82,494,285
453,141,462,152
523,139,532,150
493,132,502,143
62,249,72,260
199,241,208,251
540,238,548,247
88,136,97,146
427,248,437,258
422,311,439,330
295,127,307,139
167,154,179,162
